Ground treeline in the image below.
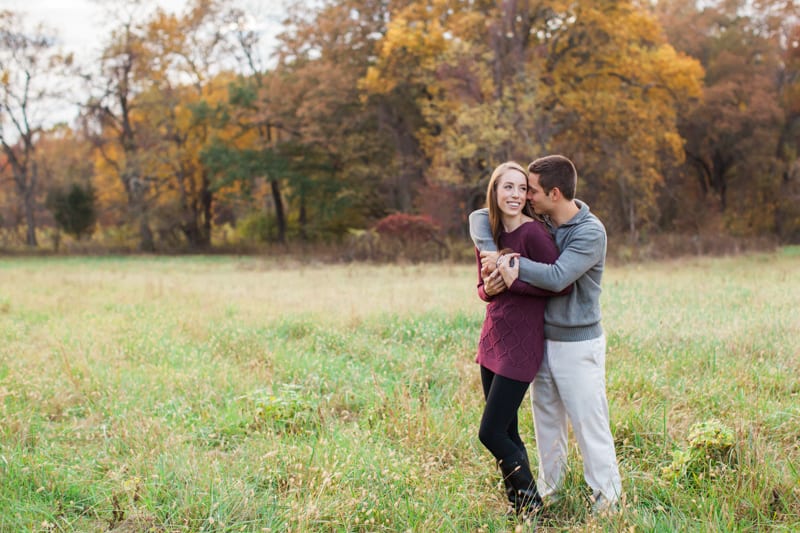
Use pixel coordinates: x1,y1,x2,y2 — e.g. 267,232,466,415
2,0,800,254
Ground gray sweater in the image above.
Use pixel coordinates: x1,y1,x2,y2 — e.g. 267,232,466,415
469,201,606,342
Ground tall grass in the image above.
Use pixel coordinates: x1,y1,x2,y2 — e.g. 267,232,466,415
0,250,798,531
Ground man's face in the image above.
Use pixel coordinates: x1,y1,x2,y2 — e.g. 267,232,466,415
527,173,554,216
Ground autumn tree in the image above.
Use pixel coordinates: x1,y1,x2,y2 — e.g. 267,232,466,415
137,0,249,248
363,0,547,171
273,0,404,233
82,5,160,251
200,4,298,244
779,20,800,242
537,1,703,237
0,10,73,246
36,125,96,247
656,0,797,237
363,0,703,237
205,0,403,243
8,0,796,249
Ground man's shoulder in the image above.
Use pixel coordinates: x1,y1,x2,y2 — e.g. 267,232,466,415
573,200,605,229
579,212,606,235
566,213,605,237
560,212,606,254
571,203,605,233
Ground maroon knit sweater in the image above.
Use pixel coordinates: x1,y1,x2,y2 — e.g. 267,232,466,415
476,220,569,383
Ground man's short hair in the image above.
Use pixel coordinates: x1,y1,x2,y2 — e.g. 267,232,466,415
528,155,577,200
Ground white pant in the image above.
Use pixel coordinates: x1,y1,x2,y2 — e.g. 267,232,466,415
531,335,622,503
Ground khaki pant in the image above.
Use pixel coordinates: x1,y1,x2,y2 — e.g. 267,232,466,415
531,335,622,504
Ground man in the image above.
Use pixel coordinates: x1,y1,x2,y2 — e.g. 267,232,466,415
469,154,622,514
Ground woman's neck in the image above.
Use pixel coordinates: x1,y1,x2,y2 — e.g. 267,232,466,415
501,213,525,233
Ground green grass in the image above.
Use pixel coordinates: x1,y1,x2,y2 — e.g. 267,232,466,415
0,251,798,531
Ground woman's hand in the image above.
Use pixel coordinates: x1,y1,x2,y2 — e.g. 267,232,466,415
482,269,506,296
479,251,499,273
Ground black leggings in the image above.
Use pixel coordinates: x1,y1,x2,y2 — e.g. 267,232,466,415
479,366,530,461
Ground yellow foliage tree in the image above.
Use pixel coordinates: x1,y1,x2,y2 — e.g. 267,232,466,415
362,0,704,235
541,1,704,235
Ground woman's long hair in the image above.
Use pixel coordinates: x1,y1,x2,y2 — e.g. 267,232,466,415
486,161,534,248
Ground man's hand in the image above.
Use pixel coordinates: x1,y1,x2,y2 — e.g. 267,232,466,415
497,253,521,287
482,269,506,296
480,251,500,273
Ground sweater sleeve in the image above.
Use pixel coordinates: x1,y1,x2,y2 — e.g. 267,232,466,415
517,225,605,292
469,208,497,252
475,248,492,302
508,223,572,297
508,278,571,297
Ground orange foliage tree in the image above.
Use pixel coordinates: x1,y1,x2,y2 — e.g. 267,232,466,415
657,0,799,238
83,0,248,250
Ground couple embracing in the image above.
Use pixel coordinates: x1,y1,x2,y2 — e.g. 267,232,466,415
471,155,622,519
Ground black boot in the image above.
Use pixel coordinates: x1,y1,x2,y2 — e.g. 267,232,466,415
497,459,516,509
499,450,543,517
497,446,530,511
519,444,530,468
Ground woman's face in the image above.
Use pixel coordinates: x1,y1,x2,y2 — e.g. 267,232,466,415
495,170,528,218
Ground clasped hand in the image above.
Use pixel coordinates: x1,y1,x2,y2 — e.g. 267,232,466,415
480,250,521,296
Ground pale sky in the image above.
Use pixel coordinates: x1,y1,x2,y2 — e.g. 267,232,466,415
0,0,285,126
0,0,283,68
3,0,182,62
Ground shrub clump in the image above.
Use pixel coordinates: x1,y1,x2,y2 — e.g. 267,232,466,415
662,419,736,483
345,214,445,262
45,183,97,240
244,384,321,435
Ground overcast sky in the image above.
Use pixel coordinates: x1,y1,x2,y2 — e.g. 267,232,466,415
0,0,284,67
2,0,179,62
0,0,285,125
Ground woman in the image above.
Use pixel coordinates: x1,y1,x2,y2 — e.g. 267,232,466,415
475,161,569,517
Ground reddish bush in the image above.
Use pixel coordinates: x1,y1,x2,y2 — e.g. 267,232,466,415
370,213,445,261
373,214,441,243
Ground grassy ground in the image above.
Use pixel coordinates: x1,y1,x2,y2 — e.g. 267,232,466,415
0,249,798,532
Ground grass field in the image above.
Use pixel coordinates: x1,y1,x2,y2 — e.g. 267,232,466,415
0,249,798,532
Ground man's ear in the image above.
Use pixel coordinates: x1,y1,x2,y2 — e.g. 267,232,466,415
550,187,562,200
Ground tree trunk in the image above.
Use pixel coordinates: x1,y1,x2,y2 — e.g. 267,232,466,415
24,196,38,247
130,184,154,252
181,217,200,249
201,172,212,247
298,190,307,241
270,179,286,244
15,168,38,247
138,214,154,252
711,151,729,211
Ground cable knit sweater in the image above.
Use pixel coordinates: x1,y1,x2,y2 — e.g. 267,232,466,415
476,220,570,383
